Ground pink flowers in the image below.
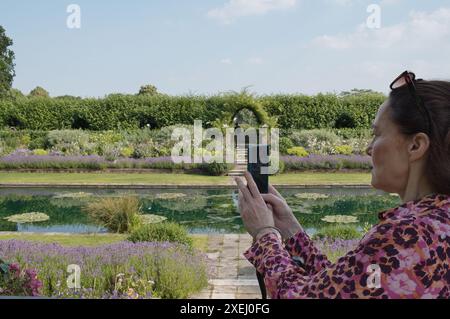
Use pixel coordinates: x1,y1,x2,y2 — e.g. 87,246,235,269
0,260,42,297
386,272,418,297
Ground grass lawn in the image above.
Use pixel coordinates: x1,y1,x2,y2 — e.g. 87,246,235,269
0,172,371,185
0,233,209,252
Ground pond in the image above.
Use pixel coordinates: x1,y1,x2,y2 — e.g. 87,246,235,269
0,187,402,234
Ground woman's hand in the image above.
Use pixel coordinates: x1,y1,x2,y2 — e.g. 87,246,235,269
261,184,302,240
235,172,275,239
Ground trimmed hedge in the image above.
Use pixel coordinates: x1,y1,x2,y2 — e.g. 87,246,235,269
0,92,386,131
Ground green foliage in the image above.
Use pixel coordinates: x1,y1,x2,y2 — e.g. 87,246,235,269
0,26,15,97
334,111,356,128
286,146,309,157
84,197,143,233
46,130,91,155
29,86,49,98
138,84,159,96
128,222,193,248
0,92,385,131
197,162,233,176
334,145,353,155
120,146,134,158
32,149,48,156
290,129,339,155
312,224,362,240
279,136,294,155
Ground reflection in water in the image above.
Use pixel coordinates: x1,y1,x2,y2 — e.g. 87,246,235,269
0,187,401,234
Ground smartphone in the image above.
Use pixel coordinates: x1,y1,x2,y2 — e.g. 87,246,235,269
246,144,270,194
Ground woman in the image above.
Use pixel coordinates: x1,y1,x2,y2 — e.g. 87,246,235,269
235,71,450,299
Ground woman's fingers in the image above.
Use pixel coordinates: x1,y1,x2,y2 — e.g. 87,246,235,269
234,177,252,202
261,193,283,208
238,190,246,215
268,184,283,199
244,172,264,202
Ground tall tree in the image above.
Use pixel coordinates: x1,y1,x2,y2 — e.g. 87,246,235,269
0,26,15,97
29,86,49,98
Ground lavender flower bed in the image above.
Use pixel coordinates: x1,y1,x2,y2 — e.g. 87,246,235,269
0,154,186,170
0,240,208,299
282,155,372,171
0,154,372,171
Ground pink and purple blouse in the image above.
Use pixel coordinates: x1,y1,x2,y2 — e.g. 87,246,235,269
244,193,450,299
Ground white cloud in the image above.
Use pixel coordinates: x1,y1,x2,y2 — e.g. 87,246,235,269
328,0,402,6
247,57,264,64
220,58,233,65
311,7,450,51
207,0,297,24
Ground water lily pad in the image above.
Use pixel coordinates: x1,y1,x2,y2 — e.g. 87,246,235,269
155,193,186,200
140,214,167,224
321,215,358,224
4,212,50,224
53,192,93,199
295,193,329,200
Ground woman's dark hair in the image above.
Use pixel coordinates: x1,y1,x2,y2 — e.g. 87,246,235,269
389,80,450,195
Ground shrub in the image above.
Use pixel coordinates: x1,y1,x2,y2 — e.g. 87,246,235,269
287,146,309,157
334,111,356,128
46,130,91,155
334,145,353,155
138,84,159,96
290,129,340,155
32,149,48,156
197,162,233,176
132,143,157,158
282,155,372,171
29,86,49,98
312,224,362,240
128,222,193,248
120,146,134,158
279,136,294,155
0,259,42,296
84,197,142,233
0,92,384,131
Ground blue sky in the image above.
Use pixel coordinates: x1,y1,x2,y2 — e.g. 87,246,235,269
1,0,450,97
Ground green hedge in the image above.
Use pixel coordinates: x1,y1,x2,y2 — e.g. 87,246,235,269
0,92,386,131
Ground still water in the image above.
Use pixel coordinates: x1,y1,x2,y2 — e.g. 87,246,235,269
0,187,401,234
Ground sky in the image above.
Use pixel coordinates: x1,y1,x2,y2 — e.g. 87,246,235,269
1,0,450,97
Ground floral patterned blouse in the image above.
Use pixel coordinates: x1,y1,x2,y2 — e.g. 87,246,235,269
244,193,450,299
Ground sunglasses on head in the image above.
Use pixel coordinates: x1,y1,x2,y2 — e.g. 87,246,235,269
390,71,433,135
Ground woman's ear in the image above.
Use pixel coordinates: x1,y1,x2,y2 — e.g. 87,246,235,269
408,132,430,161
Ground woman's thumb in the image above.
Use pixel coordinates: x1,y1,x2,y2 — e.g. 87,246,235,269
261,194,282,207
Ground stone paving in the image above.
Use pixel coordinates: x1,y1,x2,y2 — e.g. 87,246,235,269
190,234,262,299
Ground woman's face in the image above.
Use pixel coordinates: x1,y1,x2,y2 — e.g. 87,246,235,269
366,101,411,194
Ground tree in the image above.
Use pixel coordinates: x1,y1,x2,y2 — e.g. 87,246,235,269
6,88,24,100
339,89,382,97
138,84,158,96
29,86,49,98
0,26,15,97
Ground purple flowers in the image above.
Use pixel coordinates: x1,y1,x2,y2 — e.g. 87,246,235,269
0,154,183,170
0,240,208,299
0,260,43,296
282,154,372,171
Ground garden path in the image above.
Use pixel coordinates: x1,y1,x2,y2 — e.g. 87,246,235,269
190,234,261,299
